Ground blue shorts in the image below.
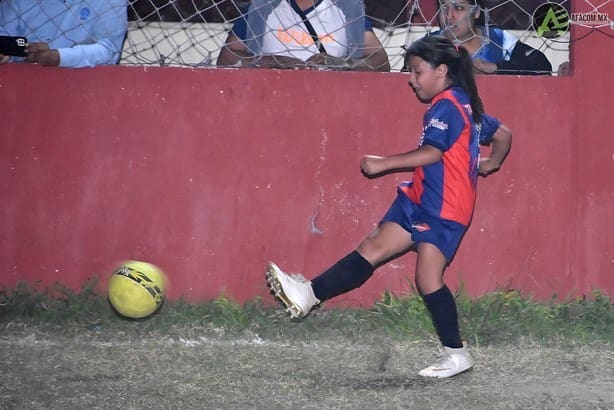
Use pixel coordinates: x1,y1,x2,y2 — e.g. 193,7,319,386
380,193,468,261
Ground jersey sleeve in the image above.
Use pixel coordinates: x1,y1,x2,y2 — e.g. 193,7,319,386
231,9,249,40
59,0,128,68
422,99,466,152
477,113,501,146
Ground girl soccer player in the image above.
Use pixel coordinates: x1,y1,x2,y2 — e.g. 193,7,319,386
267,35,486,378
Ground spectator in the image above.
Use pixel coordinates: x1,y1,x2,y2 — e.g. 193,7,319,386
0,0,127,68
434,0,552,75
217,0,390,71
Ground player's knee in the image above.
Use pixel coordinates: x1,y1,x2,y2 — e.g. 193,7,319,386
356,238,388,266
415,273,444,295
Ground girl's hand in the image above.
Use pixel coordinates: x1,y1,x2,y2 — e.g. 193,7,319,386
360,155,386,178
478,157,501,176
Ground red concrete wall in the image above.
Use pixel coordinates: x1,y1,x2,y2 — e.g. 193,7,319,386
1,27,612,306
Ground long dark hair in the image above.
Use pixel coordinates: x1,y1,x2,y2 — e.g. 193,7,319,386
405,35,484,122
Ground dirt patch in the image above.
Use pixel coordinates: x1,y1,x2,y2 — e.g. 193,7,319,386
0,322,612,409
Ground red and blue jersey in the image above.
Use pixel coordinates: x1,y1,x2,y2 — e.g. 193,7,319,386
399,86,479,226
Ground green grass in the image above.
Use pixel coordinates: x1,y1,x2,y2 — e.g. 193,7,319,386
1,279,612,346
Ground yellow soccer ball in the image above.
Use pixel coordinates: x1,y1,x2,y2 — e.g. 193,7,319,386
108,260,167,319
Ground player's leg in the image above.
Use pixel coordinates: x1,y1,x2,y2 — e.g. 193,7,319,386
415,242,461,347
266,222,413,319
311,221,413,301
415,242,473,378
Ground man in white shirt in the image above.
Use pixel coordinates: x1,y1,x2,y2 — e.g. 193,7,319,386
217,0,390,71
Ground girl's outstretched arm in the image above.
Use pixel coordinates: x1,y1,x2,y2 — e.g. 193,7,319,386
360,145,443,178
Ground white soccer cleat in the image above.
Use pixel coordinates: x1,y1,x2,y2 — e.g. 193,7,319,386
418,346,474,378
266,262,320,319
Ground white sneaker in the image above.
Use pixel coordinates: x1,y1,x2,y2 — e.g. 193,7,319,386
418,346,474,378
266,262,320,319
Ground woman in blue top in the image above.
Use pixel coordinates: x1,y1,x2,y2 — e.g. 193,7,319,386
435,0,552,75
266,35,488,378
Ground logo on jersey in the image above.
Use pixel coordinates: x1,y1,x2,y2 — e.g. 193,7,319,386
411,222,431,232
475,122,482,134
274,29,335,47
428,118,448,131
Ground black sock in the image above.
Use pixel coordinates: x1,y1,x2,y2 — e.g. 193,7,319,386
421,285,463,349
311,251,374,302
